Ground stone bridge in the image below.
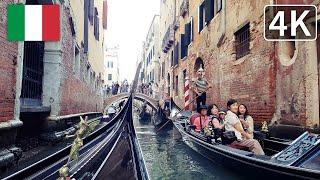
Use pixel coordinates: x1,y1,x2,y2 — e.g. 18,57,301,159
103,93,159,114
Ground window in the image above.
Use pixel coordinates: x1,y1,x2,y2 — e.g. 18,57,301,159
110,61,113,68
108,74,112,80
171,50,174,67
175,75,179,94
235,23,250,59
180,34,187,59
74,46,80,76
162,62,165,78
94,8,99,40
174,42,179,66
205,0,214,23
198,3,204,32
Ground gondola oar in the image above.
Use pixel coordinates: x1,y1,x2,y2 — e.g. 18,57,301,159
156,89,209,132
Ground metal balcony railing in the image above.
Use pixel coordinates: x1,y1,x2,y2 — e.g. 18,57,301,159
161,25,175,53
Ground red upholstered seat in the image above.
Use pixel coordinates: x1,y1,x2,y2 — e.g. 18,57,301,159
190,113,200,125
228,143,249,151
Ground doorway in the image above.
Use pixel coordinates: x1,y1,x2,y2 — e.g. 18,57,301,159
20,41,44,107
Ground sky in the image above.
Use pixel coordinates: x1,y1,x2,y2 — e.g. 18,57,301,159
105,0,160,82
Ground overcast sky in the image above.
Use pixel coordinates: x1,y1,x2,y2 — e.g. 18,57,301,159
105,0,160,82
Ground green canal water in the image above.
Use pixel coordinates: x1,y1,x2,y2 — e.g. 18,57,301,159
133,113,243,180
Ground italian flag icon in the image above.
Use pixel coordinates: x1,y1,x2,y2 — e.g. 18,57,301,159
7,4,60,41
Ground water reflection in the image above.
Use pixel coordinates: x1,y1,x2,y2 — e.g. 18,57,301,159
133,113,240,180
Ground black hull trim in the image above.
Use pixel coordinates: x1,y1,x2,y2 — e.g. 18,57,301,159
174,122,320,180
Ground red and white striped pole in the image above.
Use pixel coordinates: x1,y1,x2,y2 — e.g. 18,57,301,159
184,77,190,110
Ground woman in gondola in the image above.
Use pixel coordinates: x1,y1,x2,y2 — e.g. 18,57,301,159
204,104,224,137
238,104,254,139
224,99,265,155
193,105,209,132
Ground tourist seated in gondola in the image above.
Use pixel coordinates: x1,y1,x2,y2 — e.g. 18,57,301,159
218,108,227,123
193,105,209,132
224,99,265,155
209,104,224,129
204,104,224,142
238,104,254,139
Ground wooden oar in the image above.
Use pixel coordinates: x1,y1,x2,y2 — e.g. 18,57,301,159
156,89,208,132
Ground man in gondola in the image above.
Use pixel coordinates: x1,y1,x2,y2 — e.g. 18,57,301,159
193,66,212,113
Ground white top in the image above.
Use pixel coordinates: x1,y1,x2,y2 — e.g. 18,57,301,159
225,110,243,140
107,106,116,114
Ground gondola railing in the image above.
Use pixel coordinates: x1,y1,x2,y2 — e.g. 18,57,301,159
3,98,131,180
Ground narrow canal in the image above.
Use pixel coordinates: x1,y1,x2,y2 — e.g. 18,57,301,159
133,112,243,180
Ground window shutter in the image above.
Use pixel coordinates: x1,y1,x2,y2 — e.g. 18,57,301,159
190,17,193,41
84,0,89,53
198,6,203,33
89,0,94,25
97,17,100,41
180,34,184,58
205,0,214,23
185,23,191,45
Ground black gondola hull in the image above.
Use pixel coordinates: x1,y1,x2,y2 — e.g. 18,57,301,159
174,122,320,180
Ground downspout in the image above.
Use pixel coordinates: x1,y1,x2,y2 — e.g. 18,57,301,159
172,0,176,99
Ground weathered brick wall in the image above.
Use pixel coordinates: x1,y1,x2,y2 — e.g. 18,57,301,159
0,0,17,122
170,0,319,127
59,6,103,116
173,0,277,124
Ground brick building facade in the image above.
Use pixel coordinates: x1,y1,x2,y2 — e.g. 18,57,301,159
0,0,106,148
159,0,320,129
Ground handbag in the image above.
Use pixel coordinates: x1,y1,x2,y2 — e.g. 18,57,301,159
221,131,237,145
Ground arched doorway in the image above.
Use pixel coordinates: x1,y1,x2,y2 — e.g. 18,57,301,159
194,57,204,74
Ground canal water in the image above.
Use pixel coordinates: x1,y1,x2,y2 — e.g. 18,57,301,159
133,112,243,180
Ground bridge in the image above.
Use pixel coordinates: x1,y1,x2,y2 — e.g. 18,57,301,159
103,93,159,114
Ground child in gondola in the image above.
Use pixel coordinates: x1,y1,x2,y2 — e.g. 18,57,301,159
193,105,209,133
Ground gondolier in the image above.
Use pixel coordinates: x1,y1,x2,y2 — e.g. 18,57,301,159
193,66,212,112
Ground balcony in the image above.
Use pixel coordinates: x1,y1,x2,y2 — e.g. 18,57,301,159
161,25,175,53
180,0,189,17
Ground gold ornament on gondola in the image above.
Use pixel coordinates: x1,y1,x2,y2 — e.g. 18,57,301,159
261,121,269,132
57,116,90,180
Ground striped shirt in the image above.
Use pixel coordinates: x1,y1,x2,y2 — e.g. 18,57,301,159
194,77,208,93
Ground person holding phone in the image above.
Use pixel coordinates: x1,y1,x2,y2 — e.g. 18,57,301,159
238,104,254,139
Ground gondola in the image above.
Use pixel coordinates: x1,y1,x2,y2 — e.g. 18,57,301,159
152,99,175,131
3,95,149,180
169,100,320,180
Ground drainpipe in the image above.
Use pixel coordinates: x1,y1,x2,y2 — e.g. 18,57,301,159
172,0,177,99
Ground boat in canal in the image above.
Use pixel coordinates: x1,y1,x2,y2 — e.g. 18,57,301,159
169,101,320,180
3,95,149,180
